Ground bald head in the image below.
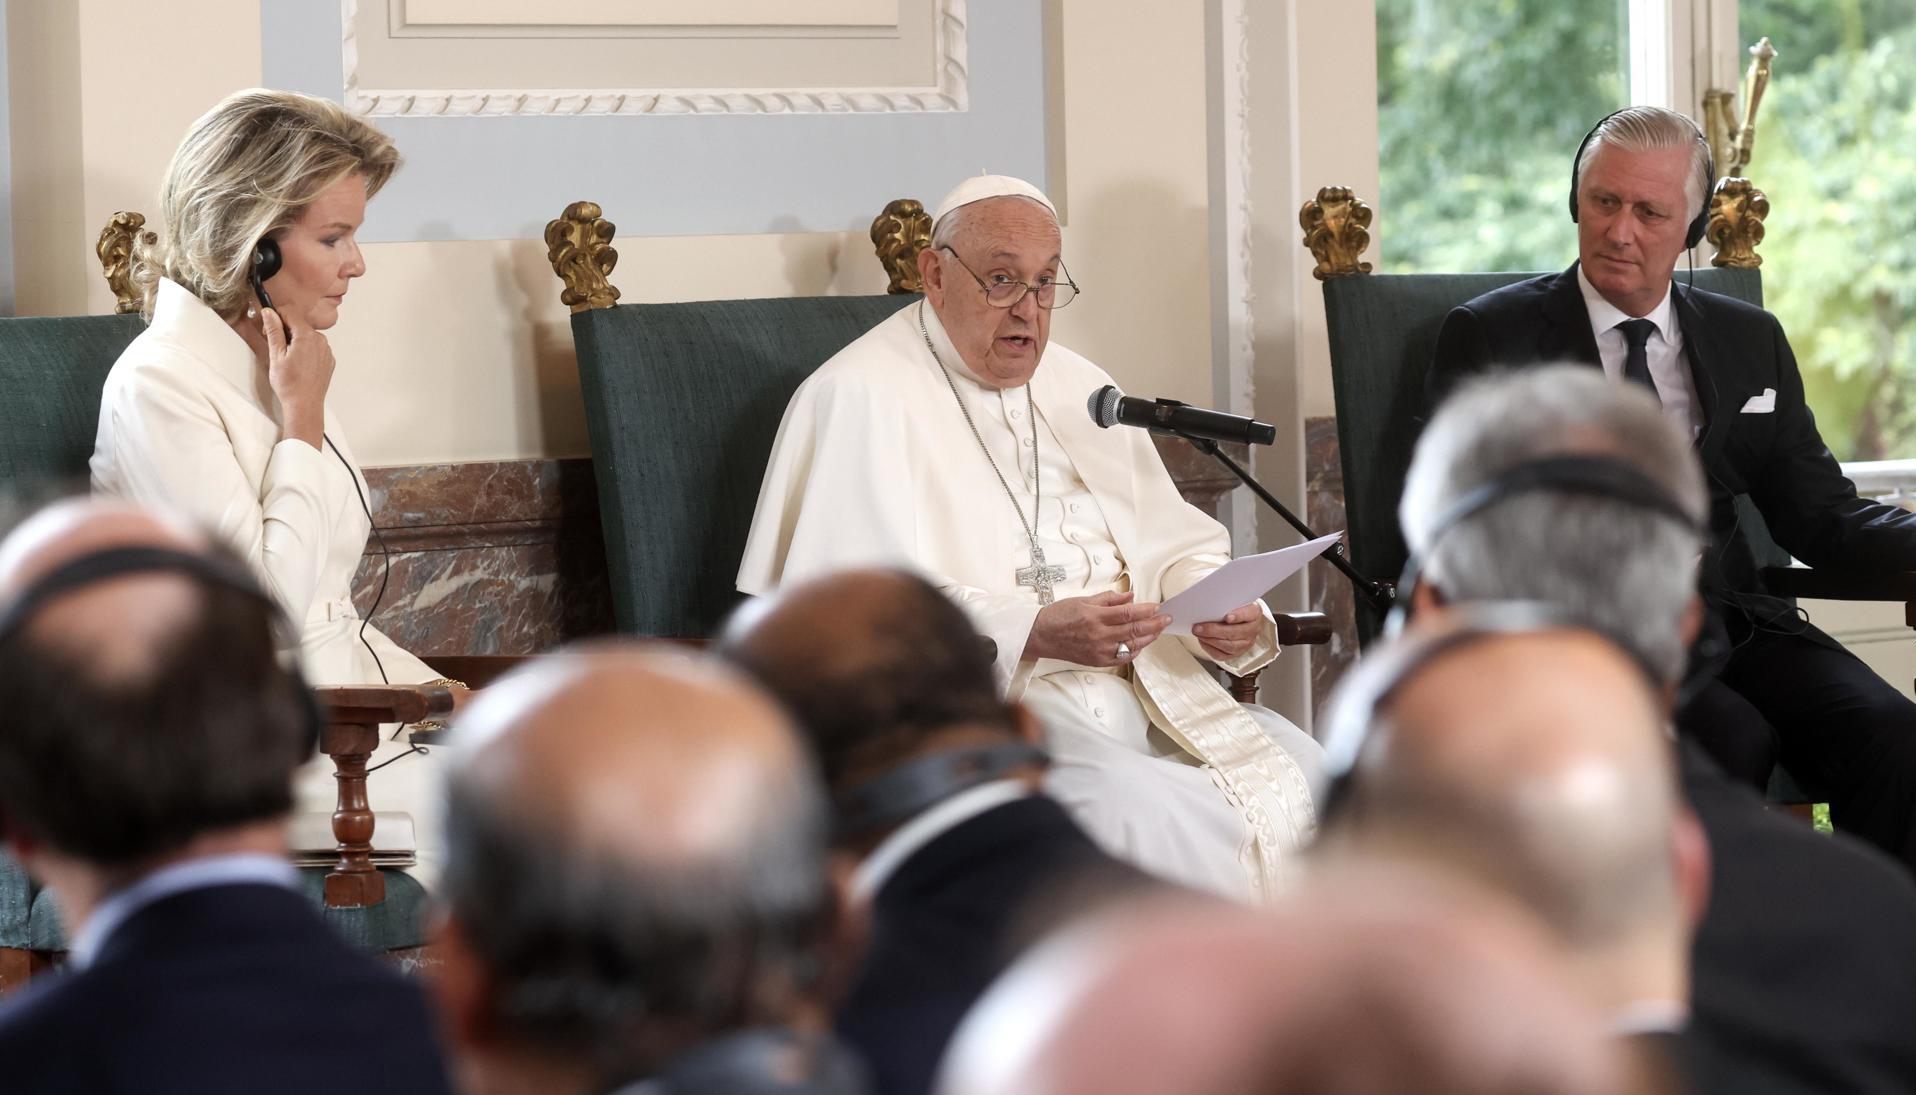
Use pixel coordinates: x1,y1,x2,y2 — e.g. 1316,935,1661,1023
0,498,310,865
940,875,1639,1095
439,644,835,1084
0,498,216,681
1332,629,1686,945
718,568,1015,790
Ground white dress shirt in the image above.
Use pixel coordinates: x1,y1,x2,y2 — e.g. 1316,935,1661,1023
1576,266,1702,439
67,853,299,969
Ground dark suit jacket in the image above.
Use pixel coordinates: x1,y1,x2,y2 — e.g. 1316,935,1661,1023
1430,265,1916,606
836,793,1152,1095
0,882,452,1094
1681,742,1916,1093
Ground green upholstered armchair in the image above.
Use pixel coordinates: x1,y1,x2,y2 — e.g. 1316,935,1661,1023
0,216,447,995
547,199,1329,700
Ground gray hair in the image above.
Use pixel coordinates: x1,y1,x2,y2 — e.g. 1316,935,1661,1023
1399,366,1707,685
1576,106,1714,226
439,743,834,1085
929,194,1057,253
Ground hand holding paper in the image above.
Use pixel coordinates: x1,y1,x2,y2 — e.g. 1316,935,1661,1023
1159,531,1344,637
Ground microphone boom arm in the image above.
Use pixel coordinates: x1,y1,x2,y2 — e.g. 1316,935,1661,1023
1178,432,1397,615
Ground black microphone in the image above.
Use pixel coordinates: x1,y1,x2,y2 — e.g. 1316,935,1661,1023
1087,385,1277,446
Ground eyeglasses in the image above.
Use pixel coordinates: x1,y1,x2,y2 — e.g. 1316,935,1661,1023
939,246,1081,310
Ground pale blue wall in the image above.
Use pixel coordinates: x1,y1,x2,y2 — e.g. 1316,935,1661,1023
261,1,1052,244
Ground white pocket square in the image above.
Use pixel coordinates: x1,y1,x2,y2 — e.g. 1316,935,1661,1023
1740,389,1777,414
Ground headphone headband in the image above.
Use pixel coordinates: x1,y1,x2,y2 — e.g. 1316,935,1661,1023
1320,601,1667,821
0,545,283,644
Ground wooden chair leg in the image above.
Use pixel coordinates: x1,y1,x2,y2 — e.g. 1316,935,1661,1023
1228,669,1260,704
322,720,385,910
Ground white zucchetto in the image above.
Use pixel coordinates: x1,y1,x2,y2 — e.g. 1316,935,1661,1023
930,174,1058,229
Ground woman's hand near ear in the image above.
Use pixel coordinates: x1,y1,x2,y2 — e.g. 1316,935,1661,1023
261,307,334,450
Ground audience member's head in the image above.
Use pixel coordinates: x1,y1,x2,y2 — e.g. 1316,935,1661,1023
1400,365,1708,691
717,567,1042,847
0,499,313,891
432,645,853,1095
1318,605,1710,1020
938,871,1657,1095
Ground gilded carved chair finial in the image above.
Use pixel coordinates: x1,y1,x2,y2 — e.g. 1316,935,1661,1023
97,211,153,315
1708,178,1769,269
1299,187,1374,280
871,198,933,294
544,201,621,313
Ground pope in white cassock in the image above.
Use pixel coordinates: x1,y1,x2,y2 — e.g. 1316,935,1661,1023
737,175,1322,899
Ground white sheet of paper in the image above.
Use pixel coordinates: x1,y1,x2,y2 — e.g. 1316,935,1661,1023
1158,531,1344,636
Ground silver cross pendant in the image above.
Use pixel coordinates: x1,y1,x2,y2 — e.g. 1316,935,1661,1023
1016,544,1067,606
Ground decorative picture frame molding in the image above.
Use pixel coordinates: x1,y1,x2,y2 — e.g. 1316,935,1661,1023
341,0,970,117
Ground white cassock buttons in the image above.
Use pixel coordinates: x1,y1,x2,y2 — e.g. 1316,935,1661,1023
1070,503,1081,513
1094,707,1107,719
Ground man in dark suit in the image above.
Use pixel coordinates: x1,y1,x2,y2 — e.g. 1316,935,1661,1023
0,499,450,1095
429,647,865,1095
1396,368,1916,1092
1429,105,1916,869
718,568,1155,1095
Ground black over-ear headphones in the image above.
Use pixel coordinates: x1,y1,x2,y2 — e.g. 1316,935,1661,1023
1569,108,1715,251
250,237,283,313
0,544,324,755
1387,454,1703,639
1318,601,1669,824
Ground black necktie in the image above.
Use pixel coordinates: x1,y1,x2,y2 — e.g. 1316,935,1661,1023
1617,318,1659,397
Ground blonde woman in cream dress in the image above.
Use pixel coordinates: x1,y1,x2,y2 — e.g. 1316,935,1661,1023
90,89,454,883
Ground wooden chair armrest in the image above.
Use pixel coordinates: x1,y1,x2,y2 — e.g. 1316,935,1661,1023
1273,611,1333,646
1759,565,1916,603
312,684,458,910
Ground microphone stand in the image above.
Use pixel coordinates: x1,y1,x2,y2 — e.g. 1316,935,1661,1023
1178,432,1397,615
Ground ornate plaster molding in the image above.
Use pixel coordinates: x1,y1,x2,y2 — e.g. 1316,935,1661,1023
342,0,970,117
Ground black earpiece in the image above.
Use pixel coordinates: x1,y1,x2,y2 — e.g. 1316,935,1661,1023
1569,108,1715,251
1386,455,1702,639
250,237,283,314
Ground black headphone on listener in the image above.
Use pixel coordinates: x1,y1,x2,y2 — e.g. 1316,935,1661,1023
248,232,397,688
1569,108,1716,251
1386,454,1705,637
0,545,324,756
1318,600,1669,824
1382,453,1731,709
250,236,283,313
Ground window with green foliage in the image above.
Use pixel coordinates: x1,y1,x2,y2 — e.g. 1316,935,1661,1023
1741,0,1916,461
1376,0,1629,274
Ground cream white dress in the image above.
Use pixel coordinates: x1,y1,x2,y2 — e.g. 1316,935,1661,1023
90,278,444,883
738,302,1321,900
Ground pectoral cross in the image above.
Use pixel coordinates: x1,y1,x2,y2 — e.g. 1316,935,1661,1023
1016,544,1067,605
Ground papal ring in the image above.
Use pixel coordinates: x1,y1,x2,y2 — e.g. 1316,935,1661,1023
1116,642,1132,660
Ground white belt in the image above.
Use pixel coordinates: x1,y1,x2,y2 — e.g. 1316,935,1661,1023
312,595,358,623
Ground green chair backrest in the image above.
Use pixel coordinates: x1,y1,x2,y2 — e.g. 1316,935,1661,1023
0,313,146,496
571,294,919,638
1321,267,1767,643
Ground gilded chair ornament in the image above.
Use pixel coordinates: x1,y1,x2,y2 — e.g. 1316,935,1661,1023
544,201,621,313
97,211,152,315
1707,178,1769,269
1300,187,1373,280
871,198,933,294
